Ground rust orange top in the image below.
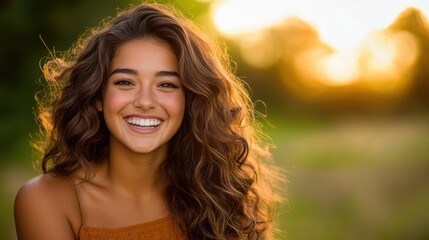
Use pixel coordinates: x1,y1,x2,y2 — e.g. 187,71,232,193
79,216,188,240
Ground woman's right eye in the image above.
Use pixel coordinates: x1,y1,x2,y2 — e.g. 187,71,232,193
113,80,133,86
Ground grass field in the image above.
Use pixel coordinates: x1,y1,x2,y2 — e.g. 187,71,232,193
269,113,429,239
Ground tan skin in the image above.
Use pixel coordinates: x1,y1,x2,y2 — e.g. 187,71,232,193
14,39,186,239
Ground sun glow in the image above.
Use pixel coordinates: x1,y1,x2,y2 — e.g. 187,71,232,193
212,0,429,51
212,0,289,35
211,0,426,88
294,31,419,87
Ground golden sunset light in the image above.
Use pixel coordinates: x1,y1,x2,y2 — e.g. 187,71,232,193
211,0,428,89
212,0,288,35
212,0,429,50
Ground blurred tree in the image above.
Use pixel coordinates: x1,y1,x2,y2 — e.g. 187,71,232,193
389,7,429,109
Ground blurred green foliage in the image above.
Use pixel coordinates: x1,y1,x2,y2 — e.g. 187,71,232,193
1,0,428,240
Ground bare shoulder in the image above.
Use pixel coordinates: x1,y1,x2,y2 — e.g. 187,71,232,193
17,173,68,194
15,173,75,208
14,173,79,240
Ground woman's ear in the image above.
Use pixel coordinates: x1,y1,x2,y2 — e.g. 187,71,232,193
96,100,103,112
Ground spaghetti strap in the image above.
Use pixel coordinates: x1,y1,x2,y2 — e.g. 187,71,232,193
69,175,85,226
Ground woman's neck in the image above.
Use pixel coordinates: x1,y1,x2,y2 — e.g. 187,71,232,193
70,142,171,226
102,138,169,201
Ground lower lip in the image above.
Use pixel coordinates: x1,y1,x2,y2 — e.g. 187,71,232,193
125,121,162,134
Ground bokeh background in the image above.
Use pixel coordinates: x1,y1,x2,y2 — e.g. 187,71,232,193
1,0,429,239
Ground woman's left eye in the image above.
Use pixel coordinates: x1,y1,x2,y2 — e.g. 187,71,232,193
159,82,178,88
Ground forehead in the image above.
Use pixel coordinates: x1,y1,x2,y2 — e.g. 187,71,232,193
110,39,178,71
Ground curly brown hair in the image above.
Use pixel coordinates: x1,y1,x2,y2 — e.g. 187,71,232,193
36,3,283,239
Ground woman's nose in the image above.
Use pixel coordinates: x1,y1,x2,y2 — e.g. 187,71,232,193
133,85,155,110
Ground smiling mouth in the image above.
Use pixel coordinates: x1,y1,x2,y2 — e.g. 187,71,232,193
125,117,162,128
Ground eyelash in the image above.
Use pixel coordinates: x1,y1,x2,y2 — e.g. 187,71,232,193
159,82,179,88
113,79,134,86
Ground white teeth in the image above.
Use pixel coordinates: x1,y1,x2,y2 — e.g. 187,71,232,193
126,117,161,127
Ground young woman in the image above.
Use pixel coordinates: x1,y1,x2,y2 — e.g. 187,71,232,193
14,3,282,240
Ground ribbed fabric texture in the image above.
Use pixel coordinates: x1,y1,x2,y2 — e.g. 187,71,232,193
79,216,188,240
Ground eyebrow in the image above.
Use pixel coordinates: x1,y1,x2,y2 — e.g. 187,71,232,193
156,71,180,78
109,68,138,77
109,68,179,78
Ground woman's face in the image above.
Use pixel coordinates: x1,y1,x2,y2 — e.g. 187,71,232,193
100,39,185,156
